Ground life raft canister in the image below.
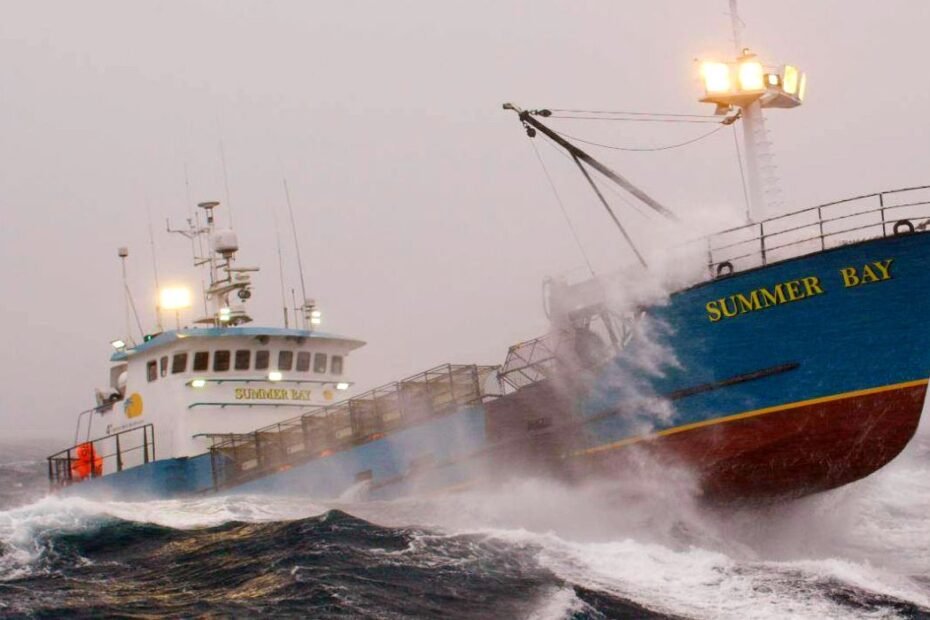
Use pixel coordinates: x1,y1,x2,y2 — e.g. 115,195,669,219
71,442,103,480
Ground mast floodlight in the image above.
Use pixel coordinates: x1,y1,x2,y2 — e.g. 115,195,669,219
700,62,731,94
698,52,806,110
160,287,193,311
697,39,807,222
110,339,126,351
737,60,765,91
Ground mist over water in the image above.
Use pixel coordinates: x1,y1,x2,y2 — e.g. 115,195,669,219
3,426,930,618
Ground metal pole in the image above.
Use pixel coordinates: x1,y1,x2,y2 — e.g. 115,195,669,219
759,222,767,265
506,105,676,220
818,207,825,250
571,154,648,268
115,435,123,472
729,0,743,54
741,100,767,221
879,192,886,236
143,426,150,464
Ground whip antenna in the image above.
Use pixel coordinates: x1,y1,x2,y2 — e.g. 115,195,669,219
283,178,313,329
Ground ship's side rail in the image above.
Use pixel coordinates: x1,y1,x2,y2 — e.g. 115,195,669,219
47,424,156,488
700,185,930,277
209,363,498,490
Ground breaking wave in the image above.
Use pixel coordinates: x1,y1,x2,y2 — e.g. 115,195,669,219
2,432,930,618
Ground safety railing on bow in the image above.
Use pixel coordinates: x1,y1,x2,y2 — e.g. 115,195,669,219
208,363,498,490
47,424,156,489
701,185,930,277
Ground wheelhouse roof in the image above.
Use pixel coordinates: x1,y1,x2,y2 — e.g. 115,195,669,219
111,327,366,362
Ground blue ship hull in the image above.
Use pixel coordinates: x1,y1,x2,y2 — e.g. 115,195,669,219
65,231,930,503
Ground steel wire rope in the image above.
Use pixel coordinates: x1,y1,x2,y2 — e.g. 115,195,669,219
731,125,752,222
549,115,720,124
540,139,653,220
529,139,597,277
547,108,718,118
551,124,729,153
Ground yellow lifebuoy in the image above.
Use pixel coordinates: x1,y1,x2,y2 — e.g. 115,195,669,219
124,393,143,418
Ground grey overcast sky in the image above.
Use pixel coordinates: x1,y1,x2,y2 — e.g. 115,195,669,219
1,1,928,439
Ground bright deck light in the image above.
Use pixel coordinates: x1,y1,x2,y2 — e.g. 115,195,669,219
782,65,799,95
798,73,807,101
268,371,283,382
738,61,765,91
336,382,350,391
700,62,730,93
191,378,207,388
110,339,126,350
160,287,192,311
310,309,322,326
218,307,232,322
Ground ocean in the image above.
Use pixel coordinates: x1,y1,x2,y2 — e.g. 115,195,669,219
2,432,930,619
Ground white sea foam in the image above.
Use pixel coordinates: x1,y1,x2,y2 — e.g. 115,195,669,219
2,429,928,618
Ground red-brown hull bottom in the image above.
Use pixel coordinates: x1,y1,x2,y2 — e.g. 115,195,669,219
589,382,928,502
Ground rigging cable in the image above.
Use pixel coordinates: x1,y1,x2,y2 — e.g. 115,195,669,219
570,154,647,268
548,115,719,124
552,123,728,153
529,139,597,277
546,108,717,118
731,124,752,223
540,138,653,221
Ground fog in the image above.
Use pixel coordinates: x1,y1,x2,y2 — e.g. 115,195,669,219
1,0,928,440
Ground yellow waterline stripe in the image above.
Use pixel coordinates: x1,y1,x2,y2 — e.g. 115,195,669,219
572,378,929,458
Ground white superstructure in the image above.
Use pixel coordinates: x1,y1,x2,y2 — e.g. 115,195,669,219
75,200,365,476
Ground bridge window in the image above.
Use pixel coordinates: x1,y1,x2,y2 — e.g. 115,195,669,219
255,350,270,370
146,360,157,382
278,350,293,371
213,350,231,372
171,353,188,374
331,355,343,375
160,356,168,377
314,353,328,374
235,350,251,371
296,351,311,372
193,351,209,372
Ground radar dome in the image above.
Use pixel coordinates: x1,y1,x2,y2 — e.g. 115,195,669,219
213,229,239,257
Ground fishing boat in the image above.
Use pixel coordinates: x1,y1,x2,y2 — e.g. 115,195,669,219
46,36,930,504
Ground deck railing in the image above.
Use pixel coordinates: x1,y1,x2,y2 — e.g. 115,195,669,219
47,423,155,488
700,185,930,277
208,363,498,490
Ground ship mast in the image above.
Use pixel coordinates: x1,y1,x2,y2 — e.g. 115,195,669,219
701,0,807,221
166,201,259,327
